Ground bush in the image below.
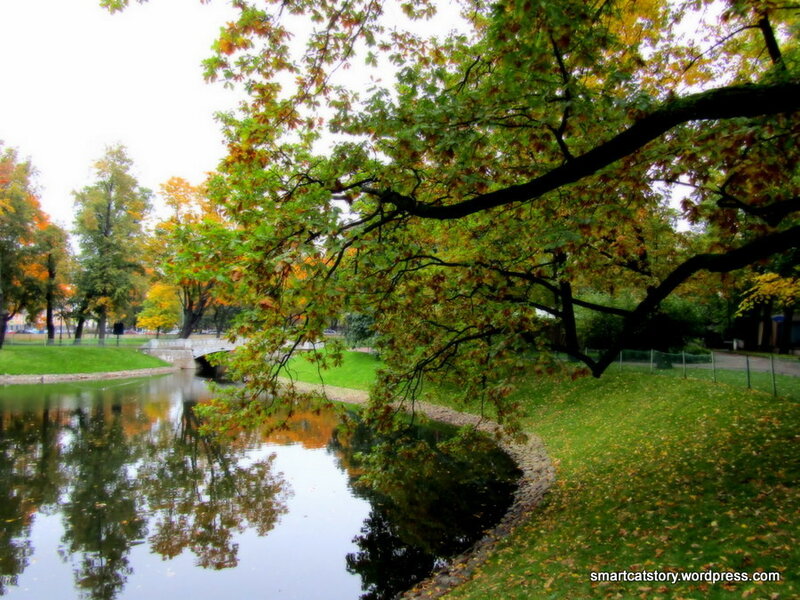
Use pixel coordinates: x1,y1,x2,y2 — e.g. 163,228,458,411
344,313,377,348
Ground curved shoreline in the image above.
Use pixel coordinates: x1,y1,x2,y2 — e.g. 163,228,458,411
0,366,180,385
286,380,555,599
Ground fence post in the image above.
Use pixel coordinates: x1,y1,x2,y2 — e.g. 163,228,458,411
619,350,623,371
711,351,716,383
650,349,654,373
682,351,687,379
745,355,751,389
770,354,777,397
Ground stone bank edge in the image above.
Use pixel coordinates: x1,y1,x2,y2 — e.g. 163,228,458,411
0,366,180,385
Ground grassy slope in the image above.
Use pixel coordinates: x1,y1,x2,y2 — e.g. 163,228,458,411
286,351,799,599
0,346,169,374
281,349,381,390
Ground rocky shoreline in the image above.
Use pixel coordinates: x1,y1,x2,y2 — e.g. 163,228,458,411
0,366,180,385
286,380,555,599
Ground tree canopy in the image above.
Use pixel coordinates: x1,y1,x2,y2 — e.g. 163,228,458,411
73,145,152,343
0,145,63,348
150,177,230,338
109,0,800,429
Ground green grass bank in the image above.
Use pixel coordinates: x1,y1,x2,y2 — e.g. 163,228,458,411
286,350,800,599
0,345,169,375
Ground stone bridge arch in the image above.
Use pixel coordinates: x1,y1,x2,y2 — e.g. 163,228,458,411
140,338,325,370
141,338,243,369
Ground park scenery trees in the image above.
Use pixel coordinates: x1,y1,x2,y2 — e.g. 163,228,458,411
148,176,232,338
0,1,797,597
141,0,798,430
0,146,69,349
72,145,152,344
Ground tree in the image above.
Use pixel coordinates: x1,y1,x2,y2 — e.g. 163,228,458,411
151,177,229,338
136,282,181,336
111,1,800,430
574,291,712,353
31,219,70,344
73,145,151,344
0,146,50,349
344,313,377,348
196,301,242,338
738,270,800,353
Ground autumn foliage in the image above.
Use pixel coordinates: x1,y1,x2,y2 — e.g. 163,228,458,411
0,145,68,348
115,1,799,431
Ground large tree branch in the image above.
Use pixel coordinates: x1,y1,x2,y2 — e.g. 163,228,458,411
592,224,800,376
717,195,800,226
376,81,800,220
758,15,785,69
379,253,633,318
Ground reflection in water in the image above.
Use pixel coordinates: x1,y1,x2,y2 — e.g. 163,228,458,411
142,400,287,571
332,418,520,600
347,509,439,600
0,374,519,600
60,401,148,600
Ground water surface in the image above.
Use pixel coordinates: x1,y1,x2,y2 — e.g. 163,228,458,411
0,373,518,599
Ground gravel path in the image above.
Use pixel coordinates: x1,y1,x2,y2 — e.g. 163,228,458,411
0,366,180,385
286,380,555,599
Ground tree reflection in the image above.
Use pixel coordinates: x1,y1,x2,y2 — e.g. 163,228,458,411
331,417,520,600
139,400,289,570
60,402,147,600
1,383,289,599
0,395,67,594
346,508,440,600
1,380,519,600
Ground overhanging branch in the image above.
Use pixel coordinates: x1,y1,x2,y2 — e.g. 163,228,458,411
375,81,800,220
592,224,800,376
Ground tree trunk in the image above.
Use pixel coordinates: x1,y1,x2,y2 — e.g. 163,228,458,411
757,299,774,352
46,253,56,344
179,307,200,339
778,305,795,355
46,305,55,344
98,307,107,345
73,298,89,344
0,316,7,350
74,316,85,345
559,281,580,357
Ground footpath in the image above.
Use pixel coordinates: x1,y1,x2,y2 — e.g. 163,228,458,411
0,366,179,385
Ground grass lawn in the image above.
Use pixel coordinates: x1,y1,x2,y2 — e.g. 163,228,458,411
2,333,157,346
0,345,169,375
621,364,800,401
281,348,381,390
286,350,800,599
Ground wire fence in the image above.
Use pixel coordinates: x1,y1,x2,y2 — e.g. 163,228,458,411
4,334,799,399
588,349,800,400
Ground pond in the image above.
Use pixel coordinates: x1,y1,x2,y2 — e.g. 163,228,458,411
0,372,519,600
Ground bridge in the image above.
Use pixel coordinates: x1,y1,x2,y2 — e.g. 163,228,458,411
140,338,243,369
141,338,324,369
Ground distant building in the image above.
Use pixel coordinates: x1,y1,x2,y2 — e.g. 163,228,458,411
6,312,28,332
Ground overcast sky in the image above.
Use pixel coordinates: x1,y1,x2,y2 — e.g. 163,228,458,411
0,0,241,229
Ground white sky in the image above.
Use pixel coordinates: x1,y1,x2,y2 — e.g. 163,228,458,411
0,0,241,229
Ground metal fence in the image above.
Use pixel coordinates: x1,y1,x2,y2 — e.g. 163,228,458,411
591,349,800,399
